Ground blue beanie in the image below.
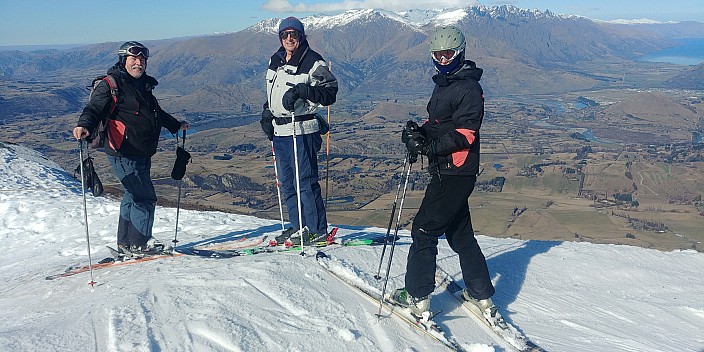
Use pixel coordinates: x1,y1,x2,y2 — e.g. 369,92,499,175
278,17,305,35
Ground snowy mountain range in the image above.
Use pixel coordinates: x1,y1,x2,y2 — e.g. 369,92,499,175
1,140,704,351
251,6,594,34
2,5,704,118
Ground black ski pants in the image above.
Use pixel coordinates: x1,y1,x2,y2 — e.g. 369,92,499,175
405,174,495,300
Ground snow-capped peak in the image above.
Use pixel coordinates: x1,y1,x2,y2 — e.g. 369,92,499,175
304,9,415,29
247,5,582,34
244,5,689,36
597,18,680,25
248,9,420,34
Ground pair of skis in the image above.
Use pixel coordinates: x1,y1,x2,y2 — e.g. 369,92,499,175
316,251,467,351
45,228,389,280
434,269,545,352
177,228,393,258
45,251,180,280
316,251,544,352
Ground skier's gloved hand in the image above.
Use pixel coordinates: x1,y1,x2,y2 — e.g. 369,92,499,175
401,121,418,144
282,83,310,111
408,151,419,164
260,105,274,141
406,134,434,161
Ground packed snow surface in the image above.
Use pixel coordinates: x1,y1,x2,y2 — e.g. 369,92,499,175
1,143,702,351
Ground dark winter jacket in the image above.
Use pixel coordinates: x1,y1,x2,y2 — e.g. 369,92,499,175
265,40,337,137
77,64,181,157
421,60,484,176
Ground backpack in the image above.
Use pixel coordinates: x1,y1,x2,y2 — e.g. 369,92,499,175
85,75,119,149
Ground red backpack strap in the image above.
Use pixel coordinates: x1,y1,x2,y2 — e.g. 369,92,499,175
103,75,119,115
102,75,120,151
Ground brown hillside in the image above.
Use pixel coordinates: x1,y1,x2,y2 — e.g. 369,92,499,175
360,102,426,124
595,91,701,142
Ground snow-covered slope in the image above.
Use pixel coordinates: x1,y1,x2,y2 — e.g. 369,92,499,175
0,142,703,352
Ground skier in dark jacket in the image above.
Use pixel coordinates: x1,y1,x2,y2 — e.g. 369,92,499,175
72,41,189,255
390,26,497,321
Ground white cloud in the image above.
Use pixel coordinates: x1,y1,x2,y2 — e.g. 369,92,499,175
261,0,478,13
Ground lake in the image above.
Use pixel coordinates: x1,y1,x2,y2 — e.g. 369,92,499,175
639,37,704,65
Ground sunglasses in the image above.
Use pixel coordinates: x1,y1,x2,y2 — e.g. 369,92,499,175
431,49,458,62
279,30,301,40
121,46,150,58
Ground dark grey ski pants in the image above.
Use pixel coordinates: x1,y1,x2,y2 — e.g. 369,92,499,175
108,155,157,247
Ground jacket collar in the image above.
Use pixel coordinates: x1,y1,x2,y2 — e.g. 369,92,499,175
432,60,483,87
270,39,310,71
107,63,158,90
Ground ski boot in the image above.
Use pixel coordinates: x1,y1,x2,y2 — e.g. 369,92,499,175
286,227,334,247
271,227,299,246
461,291,506,328
119,238,166,259
388,288,432,321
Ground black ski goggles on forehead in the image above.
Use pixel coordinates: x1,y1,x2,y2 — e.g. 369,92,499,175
119,46,150,58
279,30,301,40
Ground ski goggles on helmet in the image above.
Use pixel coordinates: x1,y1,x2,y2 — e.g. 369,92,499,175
279,30,301,40
431,49,459,63
119,45,150,58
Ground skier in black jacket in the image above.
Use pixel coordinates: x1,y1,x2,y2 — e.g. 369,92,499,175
73,41,189,255
390,26,497,321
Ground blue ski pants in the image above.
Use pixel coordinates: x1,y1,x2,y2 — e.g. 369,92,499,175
108,155,156,247
273,133,327,235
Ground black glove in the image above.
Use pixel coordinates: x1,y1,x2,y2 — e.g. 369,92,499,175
402,121,426,163
171,146,191,180
406,135,431,155
402,121,421,144
405,134,435,164
260,107,274,141
282,83,310,111
75,156,104,197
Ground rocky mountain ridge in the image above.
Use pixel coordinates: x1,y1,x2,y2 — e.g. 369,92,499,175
1,5,702,120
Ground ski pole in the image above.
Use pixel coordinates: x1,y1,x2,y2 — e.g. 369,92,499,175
291,110,305,255
271,141,285,233
374,155,409,280
324,61,332,208
78,140,97,288
171,130,186,250
377,153,413,316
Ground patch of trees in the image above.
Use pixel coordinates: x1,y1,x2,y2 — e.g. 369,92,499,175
570,132,588,141
575,145,593,159
577,96,599,107
476,176,505,192
612,211,667,232
230,144,256,153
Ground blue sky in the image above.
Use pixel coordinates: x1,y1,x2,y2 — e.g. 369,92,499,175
1,0,703,46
